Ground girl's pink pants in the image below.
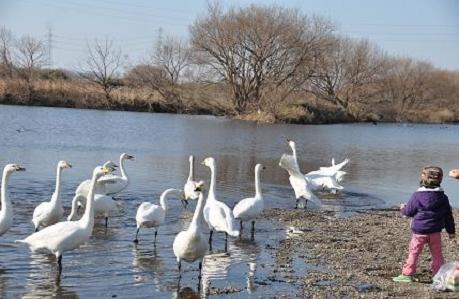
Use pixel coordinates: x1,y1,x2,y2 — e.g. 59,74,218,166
402,232,444,276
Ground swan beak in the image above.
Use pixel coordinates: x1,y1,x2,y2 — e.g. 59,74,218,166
262,166,267,170
15,166,26,172
66,163,72,168
127,155,135,160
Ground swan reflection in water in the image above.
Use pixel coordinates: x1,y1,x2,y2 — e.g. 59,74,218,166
22,253,78,299
172,286,200,299
131,244,163,285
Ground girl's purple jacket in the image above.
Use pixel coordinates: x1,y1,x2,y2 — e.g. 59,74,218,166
402,187,455,235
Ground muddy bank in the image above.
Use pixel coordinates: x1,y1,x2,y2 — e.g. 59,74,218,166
263,208,459,298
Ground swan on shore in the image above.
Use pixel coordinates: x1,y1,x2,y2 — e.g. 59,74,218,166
67,194,118,227
183,155,200,207
202,157,239,251
32,160,72,231
16,165,112,274
133,188,183,244
279,139,321,209
0,164,26,236
305,158,349,193
233,164,265,239
173,182,207,286
74,160,119,197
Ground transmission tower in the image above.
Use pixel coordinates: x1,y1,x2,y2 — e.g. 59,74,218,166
46,24,53,68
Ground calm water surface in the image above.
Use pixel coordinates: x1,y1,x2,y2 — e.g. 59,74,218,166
0,105,458,298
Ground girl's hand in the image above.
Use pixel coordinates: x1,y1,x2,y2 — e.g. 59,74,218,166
400,203,406,210
449,169,459,179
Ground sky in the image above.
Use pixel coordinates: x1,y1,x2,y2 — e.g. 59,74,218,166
0,0,458,71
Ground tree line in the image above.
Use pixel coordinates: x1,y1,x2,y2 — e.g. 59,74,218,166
1,3,458,123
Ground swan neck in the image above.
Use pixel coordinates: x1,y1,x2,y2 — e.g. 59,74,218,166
80,174,97,229
208,164,217,199
255,167,262,197
191,193,206,229
160,189,176,211
52,166,63,203
119,156,128,179
187,157,194,181
1,170,11,211
68,194,83,220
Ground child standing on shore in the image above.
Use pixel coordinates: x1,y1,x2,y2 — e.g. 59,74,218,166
393,166,455,283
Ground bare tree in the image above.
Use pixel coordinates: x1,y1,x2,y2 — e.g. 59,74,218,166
380,58,433,120
14,35,46,101
83,39,123,107
0,27,14,77
190,3,335,115
307,37,386,120
150,36,192,112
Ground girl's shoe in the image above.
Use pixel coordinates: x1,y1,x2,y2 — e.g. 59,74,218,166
392,274,413,282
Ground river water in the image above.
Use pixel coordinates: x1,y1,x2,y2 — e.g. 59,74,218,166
0,104,458,298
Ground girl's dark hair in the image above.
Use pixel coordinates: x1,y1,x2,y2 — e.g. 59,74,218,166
420,166,443,188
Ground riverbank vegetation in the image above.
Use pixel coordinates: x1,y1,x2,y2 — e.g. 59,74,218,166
1,3,458,124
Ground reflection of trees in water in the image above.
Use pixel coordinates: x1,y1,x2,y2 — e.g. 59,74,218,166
22,253,78,299
0,269,7,298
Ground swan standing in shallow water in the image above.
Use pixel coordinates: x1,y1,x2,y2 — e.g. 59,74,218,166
133,188,183,244
0,164,26,236
233,164,265,239
173,182,207,285
74,160,118,197
32,160,72,231
96,153,134,196
16,165,112,274
67,194,118,227
305,158,349,193
202,157,239,250
279,139,320,209
182,155,200,207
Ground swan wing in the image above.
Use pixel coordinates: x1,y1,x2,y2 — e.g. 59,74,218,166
184,180,199,200
32,202,49,220
75,180,90,195
97,175,127,195
233,197,263,220
18,221,85,252
279,154,302,176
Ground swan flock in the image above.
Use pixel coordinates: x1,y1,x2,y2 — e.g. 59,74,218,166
2,141,349,286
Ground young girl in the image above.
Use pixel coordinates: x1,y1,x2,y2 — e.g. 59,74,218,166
393,166,456,282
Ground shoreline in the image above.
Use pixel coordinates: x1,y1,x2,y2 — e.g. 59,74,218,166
263,208,459,298
0,102,456,126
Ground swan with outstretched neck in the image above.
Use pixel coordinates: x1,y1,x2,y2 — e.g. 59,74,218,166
16,165,112,274
202,157,239,250
0,164,26,236
133,188,183,244
173,182,207,285
279,139,320,209
97,153,134,195
32,160,72,231
233,164,265,238
182,155,200,207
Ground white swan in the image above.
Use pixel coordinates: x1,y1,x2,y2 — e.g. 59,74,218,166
173,182,207,282
67,194,118,227
32,160,72,231
202,157,239,250
233,164,265,238
0,164,26,236
183,155,200,206
96,153,134,196
74,160,118,196
133,188,183,244
305,158,349,193
16,165,112,274
279,139,320,209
